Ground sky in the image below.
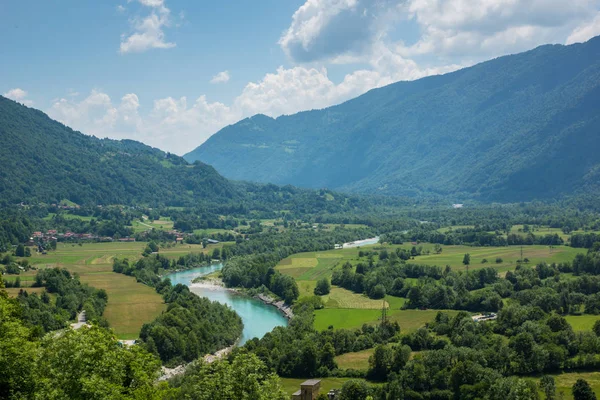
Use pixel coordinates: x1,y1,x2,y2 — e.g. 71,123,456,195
2,0,600,155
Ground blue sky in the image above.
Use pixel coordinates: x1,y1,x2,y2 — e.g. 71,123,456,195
2,0,600,154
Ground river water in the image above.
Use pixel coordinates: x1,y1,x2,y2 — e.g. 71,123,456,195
342,236,380,248
165,264,288,345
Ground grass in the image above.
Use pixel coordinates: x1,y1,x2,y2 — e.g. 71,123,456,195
18,242,165,339
334,348,374,371
314,308,382,330
565,315,600,331
43,212,94,222
130,217,174,233
393,244,581,273
323,287,389,310
280,377,364,396
530,372,600,399
314,307,456,332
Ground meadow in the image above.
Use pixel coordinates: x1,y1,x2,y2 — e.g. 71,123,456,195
130,216,174,233
4,241,228,339
277,242,581,334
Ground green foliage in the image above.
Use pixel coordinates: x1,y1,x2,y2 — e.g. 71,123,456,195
18,268,108,334
240,310,399,378
170,353,288,400
188,37,600,202
573,379,597,400
0,286,168,400
36,326,165,399
314,277,331,296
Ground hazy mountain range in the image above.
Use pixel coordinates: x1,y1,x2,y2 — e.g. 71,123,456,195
185,36,600,202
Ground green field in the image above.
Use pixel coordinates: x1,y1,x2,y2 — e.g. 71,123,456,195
130,217,174,233
9,242,166,339
43,212,94,222
565,315,600,331
530,372,600,399
334,348,374,371
393,244,581,274
314,307,453,332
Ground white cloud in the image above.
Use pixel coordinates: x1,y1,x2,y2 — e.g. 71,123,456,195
280,0,600,64
566,11,600,44
3,88,34,106
210,71,230,84
279,0,400,63
119,0,176,54
137,0,164,7
39,0,600,155
116,5,126,13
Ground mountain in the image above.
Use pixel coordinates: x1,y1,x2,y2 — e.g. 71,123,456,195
185,36,600,202
0,95,240,207
0,96,370,215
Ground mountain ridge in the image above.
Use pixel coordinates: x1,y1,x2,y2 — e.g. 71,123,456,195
185,36,600,202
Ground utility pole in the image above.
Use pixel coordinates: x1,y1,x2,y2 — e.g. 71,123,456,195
520,246,523,264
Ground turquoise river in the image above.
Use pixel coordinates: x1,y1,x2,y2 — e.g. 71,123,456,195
165,264,288,345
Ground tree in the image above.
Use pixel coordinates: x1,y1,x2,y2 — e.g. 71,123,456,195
175,353,288,400
463,253,471,268
540,375,556,400
573,379,597,400
314,277,331,296
593,320,600,337
369,284,386,299
15,244,25,257
368,345,393,381
434,244,443,254
340,380,370,400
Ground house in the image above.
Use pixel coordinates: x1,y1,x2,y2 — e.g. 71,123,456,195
292,380,321,400
205,239,220,244
334,244,342,250
452,204,464,209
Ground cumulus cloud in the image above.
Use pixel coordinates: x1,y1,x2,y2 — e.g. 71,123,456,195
119,0,175,54
566,11,600,44
40,0,600,155
280,0,600,65
3,88,34,106
210,71,230,84
400,0,598,59
279,0,400,63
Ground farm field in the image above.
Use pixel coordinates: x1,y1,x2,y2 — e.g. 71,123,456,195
314,308,455,332
6,242,165,339
392,244,581,273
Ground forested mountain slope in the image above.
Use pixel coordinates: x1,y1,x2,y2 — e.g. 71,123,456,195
0,96,373,214
0,96,237,206
186,36,600,202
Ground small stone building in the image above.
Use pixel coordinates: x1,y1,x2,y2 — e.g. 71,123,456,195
291,379,321,400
